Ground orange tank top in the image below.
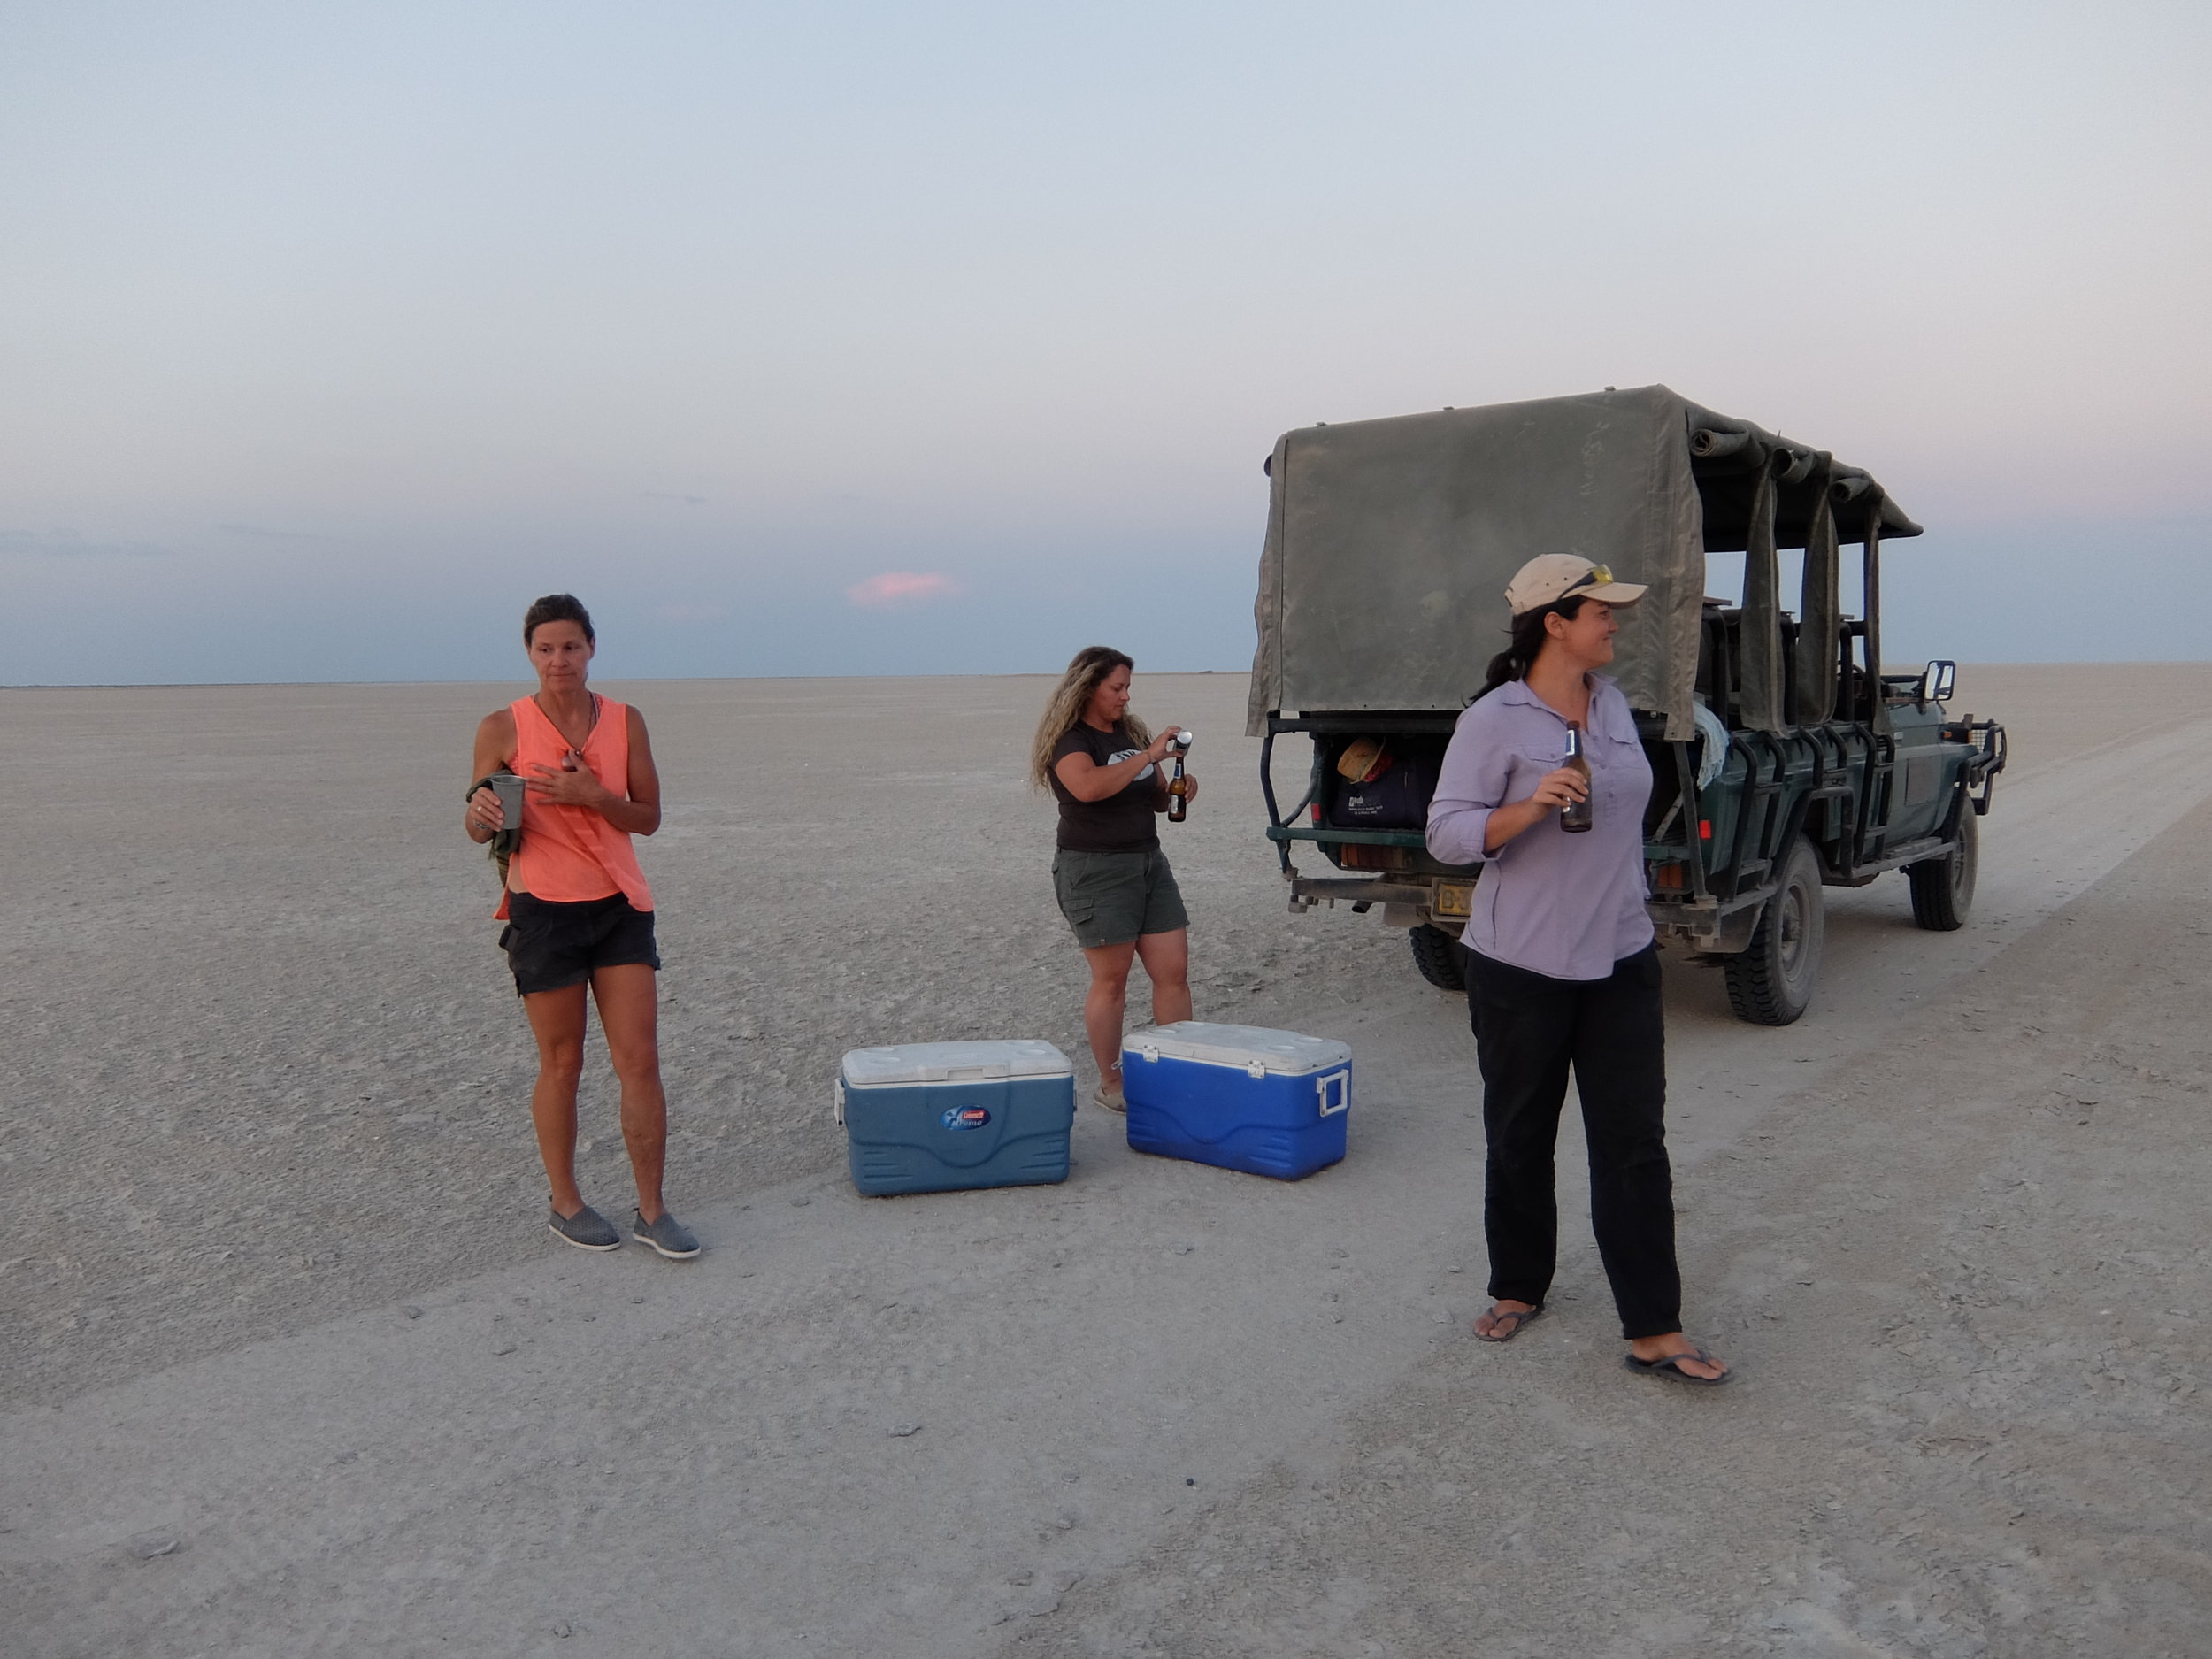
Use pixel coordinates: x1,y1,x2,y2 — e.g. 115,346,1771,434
496,695,656,919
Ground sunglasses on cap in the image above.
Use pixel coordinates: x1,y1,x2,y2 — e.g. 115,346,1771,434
1562,564,1617,596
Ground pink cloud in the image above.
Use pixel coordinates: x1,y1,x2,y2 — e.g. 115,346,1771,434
845,571,957,608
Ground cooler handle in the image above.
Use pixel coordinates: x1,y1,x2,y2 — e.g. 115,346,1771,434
833,1078,846,1127
1316,1070,1350,1117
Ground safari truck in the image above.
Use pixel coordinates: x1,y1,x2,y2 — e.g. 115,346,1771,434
1246,385,2008,1025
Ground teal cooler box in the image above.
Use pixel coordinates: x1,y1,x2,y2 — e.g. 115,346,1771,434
836,1041,1076,1197
1122,1022,1352,1180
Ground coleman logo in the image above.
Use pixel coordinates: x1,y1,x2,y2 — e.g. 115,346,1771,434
941,1105,991,1131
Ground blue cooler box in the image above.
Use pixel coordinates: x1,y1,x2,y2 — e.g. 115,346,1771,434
1122,1022,1352,1180
836,1041,1075,1197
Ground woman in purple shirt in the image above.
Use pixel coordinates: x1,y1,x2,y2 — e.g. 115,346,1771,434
1427,555,1730,1386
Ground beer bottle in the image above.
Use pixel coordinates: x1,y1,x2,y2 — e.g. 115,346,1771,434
1559,723,1593,833
1166,731,1193,823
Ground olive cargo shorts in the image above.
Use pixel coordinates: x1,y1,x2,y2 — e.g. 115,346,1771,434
1051,847,1189,949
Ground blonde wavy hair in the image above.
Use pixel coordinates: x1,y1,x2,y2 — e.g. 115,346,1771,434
1030,646,1152,788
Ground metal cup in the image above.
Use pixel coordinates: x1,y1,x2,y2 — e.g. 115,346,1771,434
490,772,526,830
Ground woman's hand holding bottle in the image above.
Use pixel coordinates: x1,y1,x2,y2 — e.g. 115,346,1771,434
1526,765,1589,810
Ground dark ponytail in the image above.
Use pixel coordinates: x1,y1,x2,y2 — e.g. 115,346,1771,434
1479,595,1587,698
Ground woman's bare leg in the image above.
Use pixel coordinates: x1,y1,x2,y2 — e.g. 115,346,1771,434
1134,928,1192,1025
521,983,591,1216
590,964,669,1222
1079,941,1138,1090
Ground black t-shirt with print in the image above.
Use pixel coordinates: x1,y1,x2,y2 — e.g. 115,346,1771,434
1049,721,1162,852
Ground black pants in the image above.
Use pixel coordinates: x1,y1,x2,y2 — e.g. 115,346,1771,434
1464,943,1681,1340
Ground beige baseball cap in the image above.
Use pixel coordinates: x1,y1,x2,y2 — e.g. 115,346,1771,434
1504,554,1648,616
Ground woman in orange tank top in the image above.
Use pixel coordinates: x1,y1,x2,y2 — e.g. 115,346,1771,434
465,594,699,1261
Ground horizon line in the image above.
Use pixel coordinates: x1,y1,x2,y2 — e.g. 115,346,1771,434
4,658,2209,692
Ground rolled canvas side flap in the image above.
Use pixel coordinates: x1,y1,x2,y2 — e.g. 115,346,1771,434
1620,396,1704,741
1737,459,1786,735
1794,465,1840,726
1245,432,1293,734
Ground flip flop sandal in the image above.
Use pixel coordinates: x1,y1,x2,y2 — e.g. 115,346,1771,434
1474,1304,1544,1342
1623,1346,1732,1386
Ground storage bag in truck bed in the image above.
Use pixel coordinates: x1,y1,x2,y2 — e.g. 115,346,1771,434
1325,749,1440,831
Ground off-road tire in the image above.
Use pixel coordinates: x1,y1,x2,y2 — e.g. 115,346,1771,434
1908,802,1977,931
1724,836,1825,1026
1409,924,1467,991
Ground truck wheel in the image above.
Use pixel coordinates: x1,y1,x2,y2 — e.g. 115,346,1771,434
1908,803,1977,931
1724,837,1824,1026
1408,924,1467,991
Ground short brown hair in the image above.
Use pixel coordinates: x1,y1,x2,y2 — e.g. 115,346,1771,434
523,593,595,647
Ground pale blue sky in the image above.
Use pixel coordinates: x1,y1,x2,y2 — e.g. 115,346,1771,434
4,2,2206,682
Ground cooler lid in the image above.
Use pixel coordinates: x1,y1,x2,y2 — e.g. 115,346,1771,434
841,1039,1073,1087
1123,1022,1351,1076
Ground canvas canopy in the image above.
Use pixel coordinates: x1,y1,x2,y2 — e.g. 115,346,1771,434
1244,385,1920,741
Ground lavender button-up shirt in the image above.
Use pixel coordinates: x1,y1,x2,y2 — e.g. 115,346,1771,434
1425,675,1655,981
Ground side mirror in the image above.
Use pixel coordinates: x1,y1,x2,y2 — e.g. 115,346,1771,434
1921,659,1957,703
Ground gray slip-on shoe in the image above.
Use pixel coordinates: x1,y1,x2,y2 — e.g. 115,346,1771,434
632,1209,701,1261
549,1202,622,1253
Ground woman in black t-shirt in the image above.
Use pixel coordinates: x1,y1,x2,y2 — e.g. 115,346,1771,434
1030,646,1201,1110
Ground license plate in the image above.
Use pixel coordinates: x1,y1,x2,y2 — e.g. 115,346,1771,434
1432,881,1473,918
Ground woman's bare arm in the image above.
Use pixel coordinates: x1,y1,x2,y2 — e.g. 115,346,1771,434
1053,726,1180,803
465,709,518,843
618,705,661,835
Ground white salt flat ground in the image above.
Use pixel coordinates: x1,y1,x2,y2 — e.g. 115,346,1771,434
4,666,2209,1656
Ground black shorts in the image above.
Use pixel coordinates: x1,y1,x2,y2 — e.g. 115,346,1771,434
499,891,661,996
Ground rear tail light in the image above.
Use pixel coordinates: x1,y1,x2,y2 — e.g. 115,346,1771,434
1340,843,1412,872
